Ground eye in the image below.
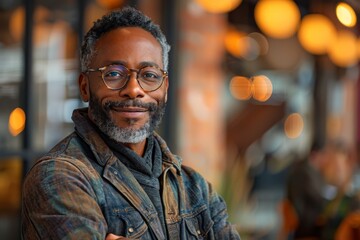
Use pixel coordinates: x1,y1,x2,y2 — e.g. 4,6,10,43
143,72,160,79
105,71,121,78
140,67,162,80
104,66,128,80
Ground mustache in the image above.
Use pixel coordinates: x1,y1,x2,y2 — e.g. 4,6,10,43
103,99,157,112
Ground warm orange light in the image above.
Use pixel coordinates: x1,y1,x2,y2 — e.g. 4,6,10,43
336,2,357,27
254,0,300,39
224,29,247,58
252,75,272,102
224,28,264,60
248,32,269,55
85,3,108,32
96,0,124,9
298,14,337,55
229,76,252,100
327,115,342,140
10,6,54,45
195,0,242,13
358,38,360,59
284,113,304,139
9,6,24,42
328,30,358,67
8,108,26,136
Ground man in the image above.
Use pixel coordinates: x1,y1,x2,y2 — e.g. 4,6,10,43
282,141,358,240
21,7,240,240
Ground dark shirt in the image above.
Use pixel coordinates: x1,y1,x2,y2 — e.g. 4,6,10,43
105,134,168,238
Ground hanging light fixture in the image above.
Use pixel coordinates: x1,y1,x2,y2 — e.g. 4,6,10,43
254,0,300,39
229,76,252,100
298,14,337,55
336,2,357,27
252,75,273,102
195,0,242,14
328,30,358,67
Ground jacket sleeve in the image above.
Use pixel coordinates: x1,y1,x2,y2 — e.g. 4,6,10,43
21,157,107,240
208,183,241,240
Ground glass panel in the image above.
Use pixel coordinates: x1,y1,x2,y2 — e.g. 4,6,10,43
0,3,24,152
32,1,83,150
0,157,22,240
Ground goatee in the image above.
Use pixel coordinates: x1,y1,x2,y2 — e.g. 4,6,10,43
89,96,166,143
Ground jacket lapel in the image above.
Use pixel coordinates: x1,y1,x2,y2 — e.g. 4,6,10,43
103,155,166,239
73,109,165,239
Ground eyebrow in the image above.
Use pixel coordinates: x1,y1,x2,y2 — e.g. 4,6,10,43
104,60,161,69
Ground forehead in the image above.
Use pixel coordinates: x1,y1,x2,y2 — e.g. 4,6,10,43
100,27,158,42
94,27,162,65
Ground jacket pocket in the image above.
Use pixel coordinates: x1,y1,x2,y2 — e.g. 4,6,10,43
184,205,214,239
110,207,150,239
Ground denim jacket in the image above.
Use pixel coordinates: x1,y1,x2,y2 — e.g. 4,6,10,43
21,108,240,240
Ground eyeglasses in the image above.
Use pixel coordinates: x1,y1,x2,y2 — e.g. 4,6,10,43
85,64,167,92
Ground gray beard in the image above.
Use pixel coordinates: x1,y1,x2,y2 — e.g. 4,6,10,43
89,96,166,143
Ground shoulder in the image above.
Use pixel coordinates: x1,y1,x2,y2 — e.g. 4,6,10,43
23,132,100,194
179,164,215,200
181,164,207,183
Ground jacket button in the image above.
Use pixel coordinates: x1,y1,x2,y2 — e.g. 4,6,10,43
197,230,201,235
128,227,134,233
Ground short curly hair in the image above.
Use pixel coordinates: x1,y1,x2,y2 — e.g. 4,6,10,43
80,7,171,72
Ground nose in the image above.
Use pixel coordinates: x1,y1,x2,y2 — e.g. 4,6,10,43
119,72,145,99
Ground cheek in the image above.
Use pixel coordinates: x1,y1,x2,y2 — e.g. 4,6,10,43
89,83,116,103
150,88,167,103
90,78,106,92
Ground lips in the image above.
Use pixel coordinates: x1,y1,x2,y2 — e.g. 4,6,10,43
110,106,149,119
111,106,148,112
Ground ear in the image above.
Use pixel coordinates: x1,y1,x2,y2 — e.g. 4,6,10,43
79,73,90,102
164,76,169,103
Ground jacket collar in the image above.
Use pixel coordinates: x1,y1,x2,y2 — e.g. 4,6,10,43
72,108,182,173
72,108,171,239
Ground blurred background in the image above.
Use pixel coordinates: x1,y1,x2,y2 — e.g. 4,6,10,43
0,0,359,239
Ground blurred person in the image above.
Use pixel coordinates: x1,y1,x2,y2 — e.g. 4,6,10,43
21,7,240,240
280,140,359,240
335,209,360,239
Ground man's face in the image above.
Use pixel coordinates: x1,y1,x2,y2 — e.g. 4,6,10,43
79,27,168,143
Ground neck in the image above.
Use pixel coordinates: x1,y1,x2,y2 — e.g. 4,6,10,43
123,140,147,157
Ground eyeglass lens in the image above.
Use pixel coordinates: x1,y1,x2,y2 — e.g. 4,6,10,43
102,65,164,91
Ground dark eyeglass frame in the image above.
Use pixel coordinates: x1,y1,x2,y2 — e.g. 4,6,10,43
85,64,168,92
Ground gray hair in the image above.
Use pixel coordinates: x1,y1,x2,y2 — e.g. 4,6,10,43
80,7,171,72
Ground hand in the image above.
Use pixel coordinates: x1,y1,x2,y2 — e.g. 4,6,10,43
105,233,130,240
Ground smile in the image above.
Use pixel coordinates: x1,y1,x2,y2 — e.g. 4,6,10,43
112,106,148,112
110,106,148,118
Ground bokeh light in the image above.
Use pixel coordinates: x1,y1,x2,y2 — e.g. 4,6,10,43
252,75,273,102
254,0,300,39
195,0,242,13
327,115,342,140
225,28,266,60
9,6,24,42
9,6,55,46
230,76,252,100
328,30,358,67
8,108,26,137
284,113,304,139
336,2,357,27
96,0,124,9
224,28,247,58
358,37,360,59
248,32,269,55
298,14,337,55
